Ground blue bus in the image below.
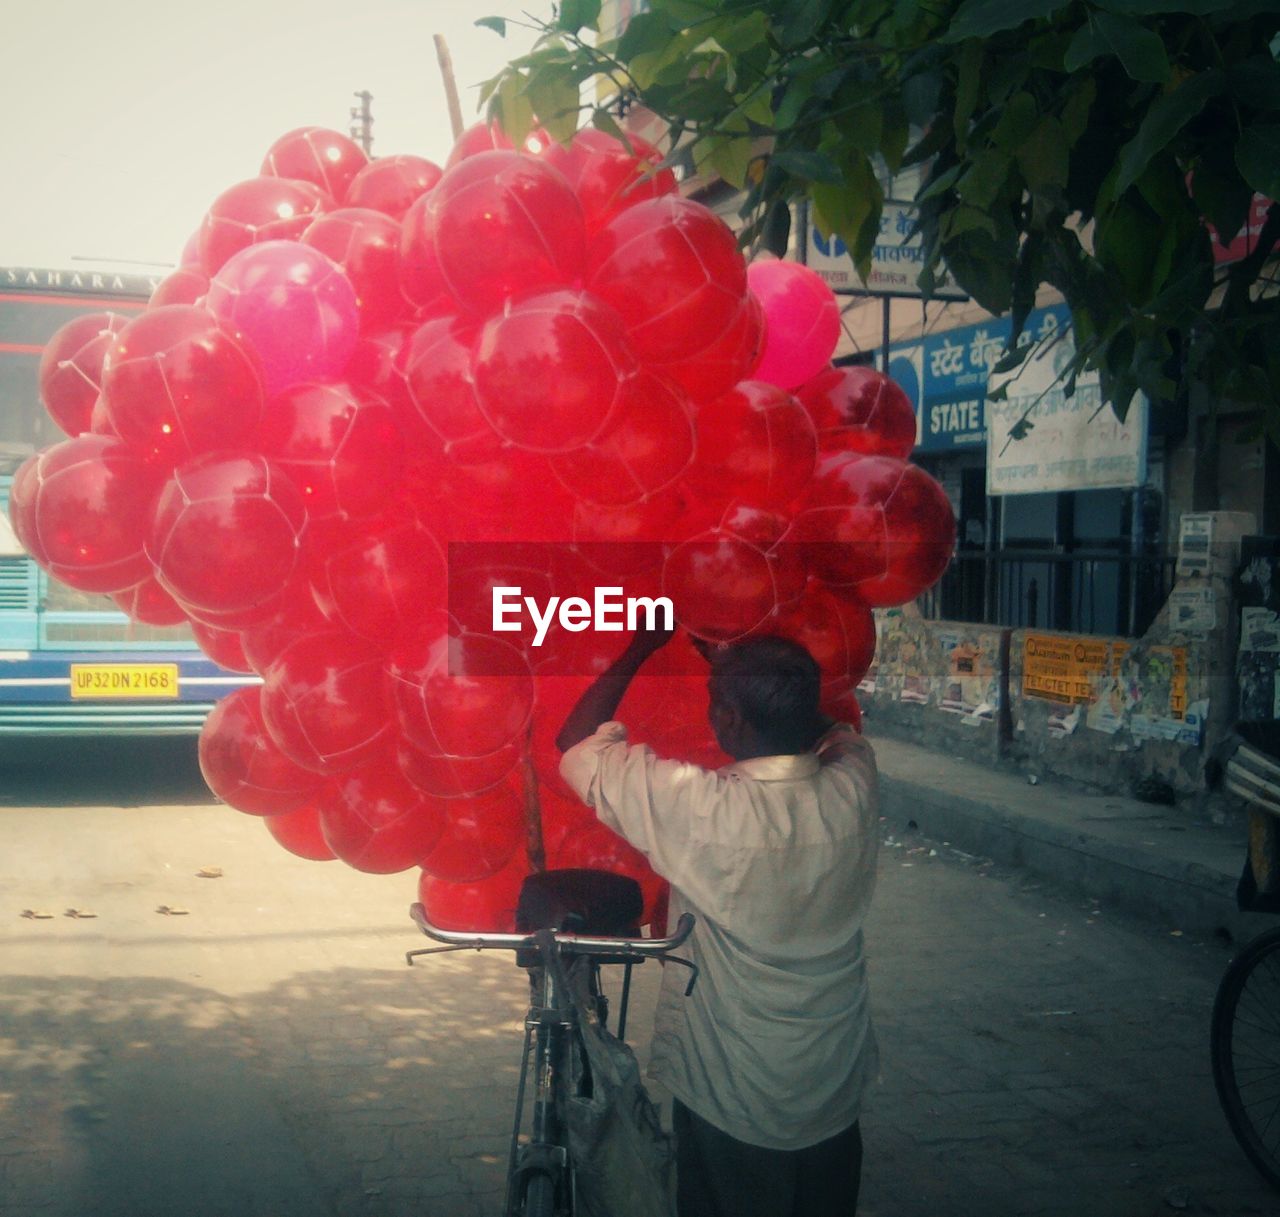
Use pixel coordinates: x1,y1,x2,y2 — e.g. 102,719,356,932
0,265,253,734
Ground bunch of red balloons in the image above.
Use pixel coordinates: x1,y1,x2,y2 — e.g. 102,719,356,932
10,122,954,932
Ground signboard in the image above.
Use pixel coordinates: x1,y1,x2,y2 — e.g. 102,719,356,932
916,304,1068,453
1,266,159,300
1022,634,1110,704
986,316,1147,495
806,202,968,299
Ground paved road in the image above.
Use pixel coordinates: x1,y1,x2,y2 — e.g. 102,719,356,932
0,739,1274,1216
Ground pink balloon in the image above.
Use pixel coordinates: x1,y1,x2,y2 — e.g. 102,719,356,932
795,364,918,459
747,260,841,390
300,207,406,332
471,289,637,453
205,240,359,398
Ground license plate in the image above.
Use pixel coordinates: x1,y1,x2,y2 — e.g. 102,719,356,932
69,663,180,699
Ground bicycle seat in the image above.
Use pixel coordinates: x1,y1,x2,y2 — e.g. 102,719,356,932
516,868,644,937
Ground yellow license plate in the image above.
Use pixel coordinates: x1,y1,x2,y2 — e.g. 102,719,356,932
69,663,180,700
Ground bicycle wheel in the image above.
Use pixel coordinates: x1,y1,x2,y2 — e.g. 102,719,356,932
520,1169,556,1217
1212,926,1280,1191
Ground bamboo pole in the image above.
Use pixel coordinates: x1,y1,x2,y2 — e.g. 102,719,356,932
434,34,465,141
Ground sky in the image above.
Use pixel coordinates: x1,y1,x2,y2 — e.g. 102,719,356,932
0,0,556,269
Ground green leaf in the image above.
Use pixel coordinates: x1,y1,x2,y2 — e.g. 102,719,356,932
590,107,626,142
778,0,833,48
1017,116,1070,192
706,135,755,188
772,146,845,185
943,228,1016,313
1237,124,1280,200
991,91,1039,147
942,0,1070,44
1191,150,1254,246
493,71,535,149
762,199,793,258
1060,79,1097,145
942,204,999,240
1064,11,1169,83
1229,55,1280,112
881,105,910,175
475,15,507,36
1114,69,1225,195
953,40,983,151
527,65,581,143
917,162,963,201
556,0,601,35
956,149,1012,209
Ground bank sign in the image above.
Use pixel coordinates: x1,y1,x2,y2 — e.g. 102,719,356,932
913,304,1070,453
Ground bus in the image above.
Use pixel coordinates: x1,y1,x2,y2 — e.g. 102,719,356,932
0,264,254,734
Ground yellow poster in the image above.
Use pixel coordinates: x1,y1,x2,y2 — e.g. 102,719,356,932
1022,634,1110,704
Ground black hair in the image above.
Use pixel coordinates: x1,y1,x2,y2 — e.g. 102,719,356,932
709,635,824,754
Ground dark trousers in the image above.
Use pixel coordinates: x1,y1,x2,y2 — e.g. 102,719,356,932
672,1098,863,1217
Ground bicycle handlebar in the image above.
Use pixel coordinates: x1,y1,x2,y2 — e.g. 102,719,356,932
409,903,695,957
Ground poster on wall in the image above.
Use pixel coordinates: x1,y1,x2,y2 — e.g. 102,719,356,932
986,320,1148,495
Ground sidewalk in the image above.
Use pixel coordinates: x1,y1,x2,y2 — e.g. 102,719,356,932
868,729,1271,942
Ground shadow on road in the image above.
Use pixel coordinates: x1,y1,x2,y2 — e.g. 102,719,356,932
0,736,215,808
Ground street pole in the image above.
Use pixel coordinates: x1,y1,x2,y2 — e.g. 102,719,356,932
350,91,374,155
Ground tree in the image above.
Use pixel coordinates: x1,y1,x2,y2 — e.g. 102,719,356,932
479,0,1280,459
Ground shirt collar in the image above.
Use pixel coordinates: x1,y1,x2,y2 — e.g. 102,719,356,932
723,752,820,781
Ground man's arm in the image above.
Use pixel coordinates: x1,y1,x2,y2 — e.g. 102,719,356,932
555,624,674,752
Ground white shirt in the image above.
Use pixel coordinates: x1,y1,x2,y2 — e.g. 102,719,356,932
560,720,880,1150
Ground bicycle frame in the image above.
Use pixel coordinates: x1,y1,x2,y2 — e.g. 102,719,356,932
406,905,696,1217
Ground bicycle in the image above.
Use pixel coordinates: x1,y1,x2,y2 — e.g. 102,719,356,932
406,868,698,1217
1211,725,1280,1191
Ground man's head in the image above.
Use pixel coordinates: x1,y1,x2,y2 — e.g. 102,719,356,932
706,635,824,760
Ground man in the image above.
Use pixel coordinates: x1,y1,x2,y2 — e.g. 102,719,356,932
557,625,880,1217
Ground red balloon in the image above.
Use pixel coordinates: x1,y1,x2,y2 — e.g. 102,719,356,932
398,192,451,313
663,505,805,643
418,450,574,543
791,453,956,605
398,733,522,798
148,452,307,620
587,196,747,364
309,511,446,641
318,762,447,873
199,176,331,275
265,804,337,861
420,780,526,882
472,289,637,453
260,630,392,774
795,364,918,459
445,121,515,167
747,260,841,390
686,380,818,509
198,685,324,815
549,371,694,506
13,435,163,593
148,267,209,309
205,240,360,399
772,583,876,690
401,316,502,464
101,305,266,461
541,128,677,236
344,154,443,219
258,381,405,526
538,788,598,859
529,674,593,798
261,126,368,201
418,848,532,932
346,324,415,425
301,207,405,332
820,682,864,733
38,312,130,437
240,585,331,675
655,292,765,405
550,821,666,928
111,576,188,626
189,619,254,674
446,548,557,643
427,151,586,315
387,620,535,760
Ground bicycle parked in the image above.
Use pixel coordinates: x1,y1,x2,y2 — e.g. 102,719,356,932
407,868,697,1217
1211,725,1280,1192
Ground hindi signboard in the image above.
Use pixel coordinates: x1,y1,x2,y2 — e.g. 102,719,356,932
805,202,968,299
986,318,1147,495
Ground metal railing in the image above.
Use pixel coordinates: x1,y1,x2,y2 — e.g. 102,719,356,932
920,549,1178,638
